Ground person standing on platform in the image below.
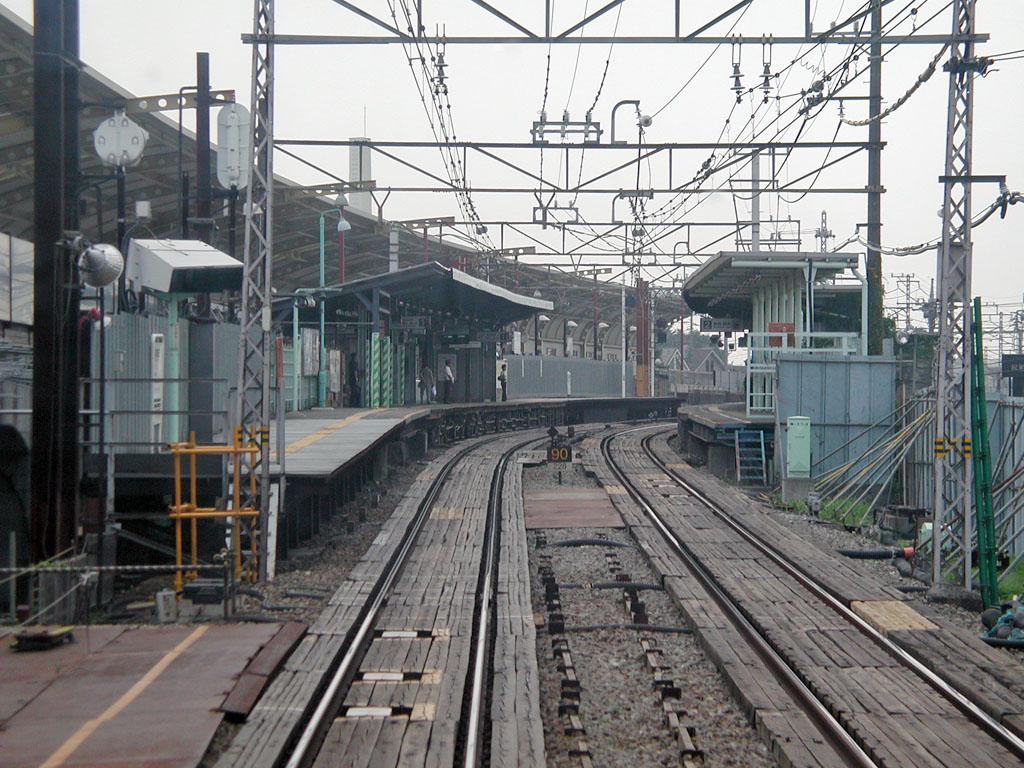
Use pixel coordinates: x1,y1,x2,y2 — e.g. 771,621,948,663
347,352,361,408
443,360,455,404
419,361,435,404
498,363,508,402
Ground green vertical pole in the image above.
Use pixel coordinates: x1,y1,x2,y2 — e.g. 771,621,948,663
396,343,405,406
370,332,381,407
382,338,393,408
971,297,998,607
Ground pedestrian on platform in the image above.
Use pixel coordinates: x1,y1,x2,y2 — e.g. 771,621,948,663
498,363,508,401
419,361,435,404
347,352,361,408
443,361,455,403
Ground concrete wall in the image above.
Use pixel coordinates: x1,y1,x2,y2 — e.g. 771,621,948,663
504,355,635,398
775,354,896,484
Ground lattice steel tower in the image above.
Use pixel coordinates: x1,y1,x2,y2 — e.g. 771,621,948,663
236,0,275,579
932,0,985,588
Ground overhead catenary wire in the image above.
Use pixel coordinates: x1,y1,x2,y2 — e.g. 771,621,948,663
648,0,937,243
389,0,495,253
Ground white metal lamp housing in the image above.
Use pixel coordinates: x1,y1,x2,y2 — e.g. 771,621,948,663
77,242,125,288
93,111,148,168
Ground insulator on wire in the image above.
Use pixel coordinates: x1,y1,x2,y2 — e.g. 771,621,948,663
730,39,744,102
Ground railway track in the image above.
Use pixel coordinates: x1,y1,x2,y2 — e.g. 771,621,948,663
220,431,542,768
598,424,1024,768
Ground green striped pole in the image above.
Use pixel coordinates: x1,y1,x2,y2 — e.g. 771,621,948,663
370,332,381,407
382,338,393,407
395,343,406,405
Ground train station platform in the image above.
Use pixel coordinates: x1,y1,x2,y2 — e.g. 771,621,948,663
274,396,684,484
268,396,683,559
676,399,774,484
0,621,296,768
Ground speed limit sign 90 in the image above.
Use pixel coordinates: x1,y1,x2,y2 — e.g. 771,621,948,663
547,445,572,462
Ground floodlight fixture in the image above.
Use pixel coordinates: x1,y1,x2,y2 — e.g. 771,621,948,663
77,242,125,288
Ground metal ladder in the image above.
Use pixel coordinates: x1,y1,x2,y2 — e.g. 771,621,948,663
734,429,767,485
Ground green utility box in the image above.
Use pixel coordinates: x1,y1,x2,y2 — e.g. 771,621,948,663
786,416,811,479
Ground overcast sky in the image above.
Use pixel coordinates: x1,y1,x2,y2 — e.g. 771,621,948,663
6,0,1024,326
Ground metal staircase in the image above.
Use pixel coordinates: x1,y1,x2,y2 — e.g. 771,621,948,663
735,429,767,485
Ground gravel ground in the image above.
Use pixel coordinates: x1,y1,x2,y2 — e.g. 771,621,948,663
524,462,777,768
524,457,602,490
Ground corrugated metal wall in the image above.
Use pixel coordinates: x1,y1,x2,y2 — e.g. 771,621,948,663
776,355,897,482
504,355,635,398
91,315,242,451
282,342,318,412
92,314,189,452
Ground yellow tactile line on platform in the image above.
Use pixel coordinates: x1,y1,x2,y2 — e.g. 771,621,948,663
274,407,432,459
40,625,209,768
283,410,383,456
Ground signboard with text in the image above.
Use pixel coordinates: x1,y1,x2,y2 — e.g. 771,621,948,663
699,317,744,332
547,445,573,462
1002,354,1024,378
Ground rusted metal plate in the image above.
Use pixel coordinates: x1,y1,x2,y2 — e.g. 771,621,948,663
523,488,624,529
221,621,307,719
0,622,279,768
245,621,306,678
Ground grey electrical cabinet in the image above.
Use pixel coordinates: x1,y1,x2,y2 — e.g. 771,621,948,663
787,416,811,478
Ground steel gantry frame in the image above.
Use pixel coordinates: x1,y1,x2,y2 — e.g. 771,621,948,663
931,0,983,589
238,0,989,583
237,0,275,580
244,0,962,47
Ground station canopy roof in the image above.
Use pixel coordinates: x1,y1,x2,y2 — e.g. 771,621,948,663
683,251,861,323
280,261,554,327
0,7,682,331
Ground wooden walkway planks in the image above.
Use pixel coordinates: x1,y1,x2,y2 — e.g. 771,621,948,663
580,428,1020,768
491,451,546,768
216,436,498,768
649,429,1024,741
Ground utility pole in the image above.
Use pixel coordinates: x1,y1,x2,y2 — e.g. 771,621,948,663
891,272,921,331
866,0,885,355
30,0,80,561
932,0,986,589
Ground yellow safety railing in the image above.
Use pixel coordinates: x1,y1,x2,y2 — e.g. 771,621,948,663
168,428,262,592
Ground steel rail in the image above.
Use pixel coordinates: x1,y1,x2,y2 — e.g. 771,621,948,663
462,435,540,768
637,427,1024,763
284,432,540,768
601,428,876,768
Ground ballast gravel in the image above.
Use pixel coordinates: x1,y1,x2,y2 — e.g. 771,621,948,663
524,460,777,768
